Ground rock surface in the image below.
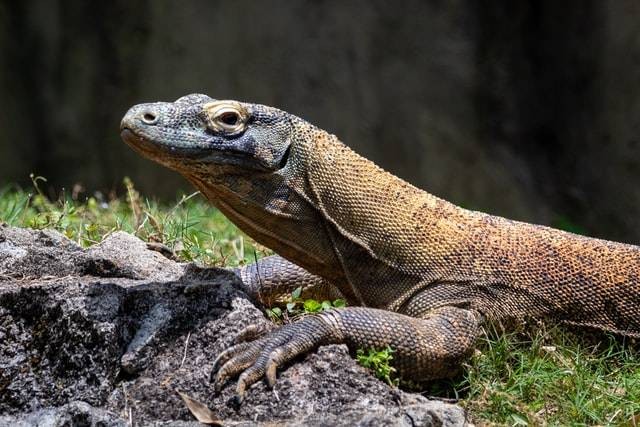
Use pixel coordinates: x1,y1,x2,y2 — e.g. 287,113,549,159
0,225,469,426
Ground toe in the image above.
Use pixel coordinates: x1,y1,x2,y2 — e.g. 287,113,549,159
213,345,261,391
234,323,273,343
210,341,253,380
235,365,265,400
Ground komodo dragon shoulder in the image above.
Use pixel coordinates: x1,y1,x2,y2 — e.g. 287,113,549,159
121,94,640,403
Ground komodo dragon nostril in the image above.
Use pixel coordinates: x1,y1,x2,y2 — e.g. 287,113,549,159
141,111,159,125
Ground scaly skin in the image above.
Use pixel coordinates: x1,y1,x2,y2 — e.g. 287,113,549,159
121,94,640,403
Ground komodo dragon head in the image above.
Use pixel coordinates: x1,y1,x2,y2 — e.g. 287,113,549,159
121,94,294,174
120,94,350,285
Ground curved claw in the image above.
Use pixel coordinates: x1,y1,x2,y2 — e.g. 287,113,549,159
235,370,258,402
212,344,262,392
211,314,337,402
210,341,253,381
264,350,281,388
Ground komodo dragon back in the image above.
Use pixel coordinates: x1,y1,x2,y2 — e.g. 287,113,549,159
121,94,640,403
300,125,640,336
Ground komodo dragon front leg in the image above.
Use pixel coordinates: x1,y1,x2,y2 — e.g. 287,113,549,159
227,259,481,401
232,255,344,305
211,305,480,403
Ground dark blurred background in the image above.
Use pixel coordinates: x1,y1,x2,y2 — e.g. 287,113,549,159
1,1,639,243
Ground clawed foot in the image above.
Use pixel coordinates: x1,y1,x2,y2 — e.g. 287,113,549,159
210,314,336,404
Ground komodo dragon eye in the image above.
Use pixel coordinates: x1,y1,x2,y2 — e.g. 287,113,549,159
219,112,238,126
203,101,248,135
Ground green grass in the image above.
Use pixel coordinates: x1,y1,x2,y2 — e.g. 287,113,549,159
457,325,640,425
1,180,639,425
0,178,270,266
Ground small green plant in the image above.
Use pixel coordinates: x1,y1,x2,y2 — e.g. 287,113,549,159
356,346,398,386
286,286,345,314
265,307,283,322
266,286,346,322
287,286,346,314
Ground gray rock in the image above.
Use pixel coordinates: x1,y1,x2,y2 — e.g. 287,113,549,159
0,225,470,426
0,401,127,427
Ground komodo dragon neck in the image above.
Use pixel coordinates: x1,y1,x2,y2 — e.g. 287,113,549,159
178,116,456,302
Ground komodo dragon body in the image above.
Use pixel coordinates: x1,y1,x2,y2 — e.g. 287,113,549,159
121,94,640,402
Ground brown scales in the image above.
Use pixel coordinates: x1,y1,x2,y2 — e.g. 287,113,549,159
121,95,640,404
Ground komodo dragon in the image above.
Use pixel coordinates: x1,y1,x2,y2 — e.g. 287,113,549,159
120,94,640,403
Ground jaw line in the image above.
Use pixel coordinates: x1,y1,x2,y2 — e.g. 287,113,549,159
120,128,160,159
120,128,282,173
120,128,211,160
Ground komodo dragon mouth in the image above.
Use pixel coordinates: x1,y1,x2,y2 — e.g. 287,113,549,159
120,127,209,159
